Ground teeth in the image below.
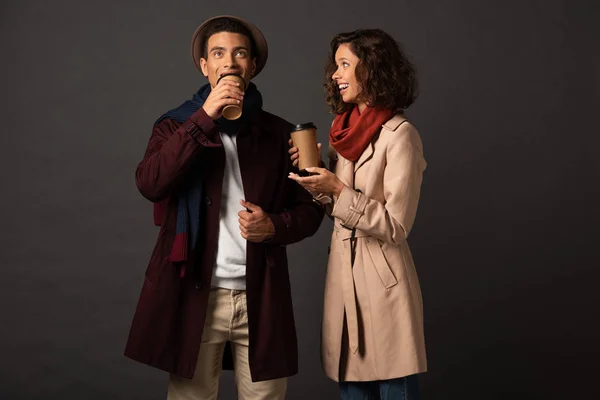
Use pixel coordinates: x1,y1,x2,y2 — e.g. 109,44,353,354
339,84,349,90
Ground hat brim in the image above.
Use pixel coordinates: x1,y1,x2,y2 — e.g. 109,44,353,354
191,15,268,78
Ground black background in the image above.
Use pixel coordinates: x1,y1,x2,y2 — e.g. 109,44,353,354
1,0,598,398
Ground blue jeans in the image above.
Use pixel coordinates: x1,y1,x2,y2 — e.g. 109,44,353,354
339,374,420,400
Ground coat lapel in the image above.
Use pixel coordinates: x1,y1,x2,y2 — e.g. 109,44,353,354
337,113,408,188
339,155,355,189
354,114,408,173
354,141,374,173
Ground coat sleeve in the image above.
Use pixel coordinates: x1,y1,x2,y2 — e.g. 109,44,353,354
267,179,325,245
135,108,221,203
266,139,325,245
330,124,426,244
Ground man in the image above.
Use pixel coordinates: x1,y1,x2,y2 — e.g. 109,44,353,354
124,15,324,399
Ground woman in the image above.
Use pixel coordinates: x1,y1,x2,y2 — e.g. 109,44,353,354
289,29,427,399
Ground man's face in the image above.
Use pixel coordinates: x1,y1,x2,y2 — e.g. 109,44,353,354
200,32,256,88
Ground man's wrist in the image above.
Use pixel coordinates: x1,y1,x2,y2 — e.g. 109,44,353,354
263,214,284,244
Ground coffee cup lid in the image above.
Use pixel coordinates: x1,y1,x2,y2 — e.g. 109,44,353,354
293,122,317,131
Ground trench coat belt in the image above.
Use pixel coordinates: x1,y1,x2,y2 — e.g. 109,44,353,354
342,238,360,354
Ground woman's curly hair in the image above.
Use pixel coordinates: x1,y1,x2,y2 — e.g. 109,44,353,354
325,29,418,114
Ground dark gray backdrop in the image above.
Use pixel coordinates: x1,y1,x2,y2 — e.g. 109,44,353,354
1,0,598,399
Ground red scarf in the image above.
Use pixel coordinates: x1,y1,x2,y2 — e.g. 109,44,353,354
329,105,395,162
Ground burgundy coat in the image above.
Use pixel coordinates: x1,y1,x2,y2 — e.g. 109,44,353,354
124,107,324,381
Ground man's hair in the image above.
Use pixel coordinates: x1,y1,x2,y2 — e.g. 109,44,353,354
201,17,257,59
324,29,418,114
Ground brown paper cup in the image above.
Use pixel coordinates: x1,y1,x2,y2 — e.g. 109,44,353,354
291,123,319,175
217,74,246,120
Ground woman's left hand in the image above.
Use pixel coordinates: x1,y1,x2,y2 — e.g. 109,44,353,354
288,167,345,196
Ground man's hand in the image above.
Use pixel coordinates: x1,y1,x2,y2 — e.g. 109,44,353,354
202,79,244,119
238,200,275,243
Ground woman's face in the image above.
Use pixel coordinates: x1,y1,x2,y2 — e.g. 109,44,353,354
332,43,365,111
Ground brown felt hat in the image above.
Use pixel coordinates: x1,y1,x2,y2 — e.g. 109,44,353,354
191,15,268,77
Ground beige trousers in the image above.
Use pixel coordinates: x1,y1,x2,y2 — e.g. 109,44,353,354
167,288,287,400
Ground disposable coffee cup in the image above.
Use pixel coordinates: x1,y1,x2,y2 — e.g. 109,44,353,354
291,123,319,176
216,73,246,120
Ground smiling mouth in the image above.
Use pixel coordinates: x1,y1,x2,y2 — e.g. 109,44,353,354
339,83,349,93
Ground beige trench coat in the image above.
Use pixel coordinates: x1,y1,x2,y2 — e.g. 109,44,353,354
317,113,427,382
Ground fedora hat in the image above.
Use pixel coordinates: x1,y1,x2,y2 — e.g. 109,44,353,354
191,15,268,77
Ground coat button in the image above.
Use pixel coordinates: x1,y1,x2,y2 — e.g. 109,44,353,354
205,196,212,205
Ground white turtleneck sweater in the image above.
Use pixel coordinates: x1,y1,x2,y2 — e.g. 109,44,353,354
211,131,247,290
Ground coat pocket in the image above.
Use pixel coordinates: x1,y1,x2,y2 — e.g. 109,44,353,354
365,238,398,289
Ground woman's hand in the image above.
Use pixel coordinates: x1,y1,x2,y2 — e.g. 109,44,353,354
288,167,345,197
288,139,322,167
